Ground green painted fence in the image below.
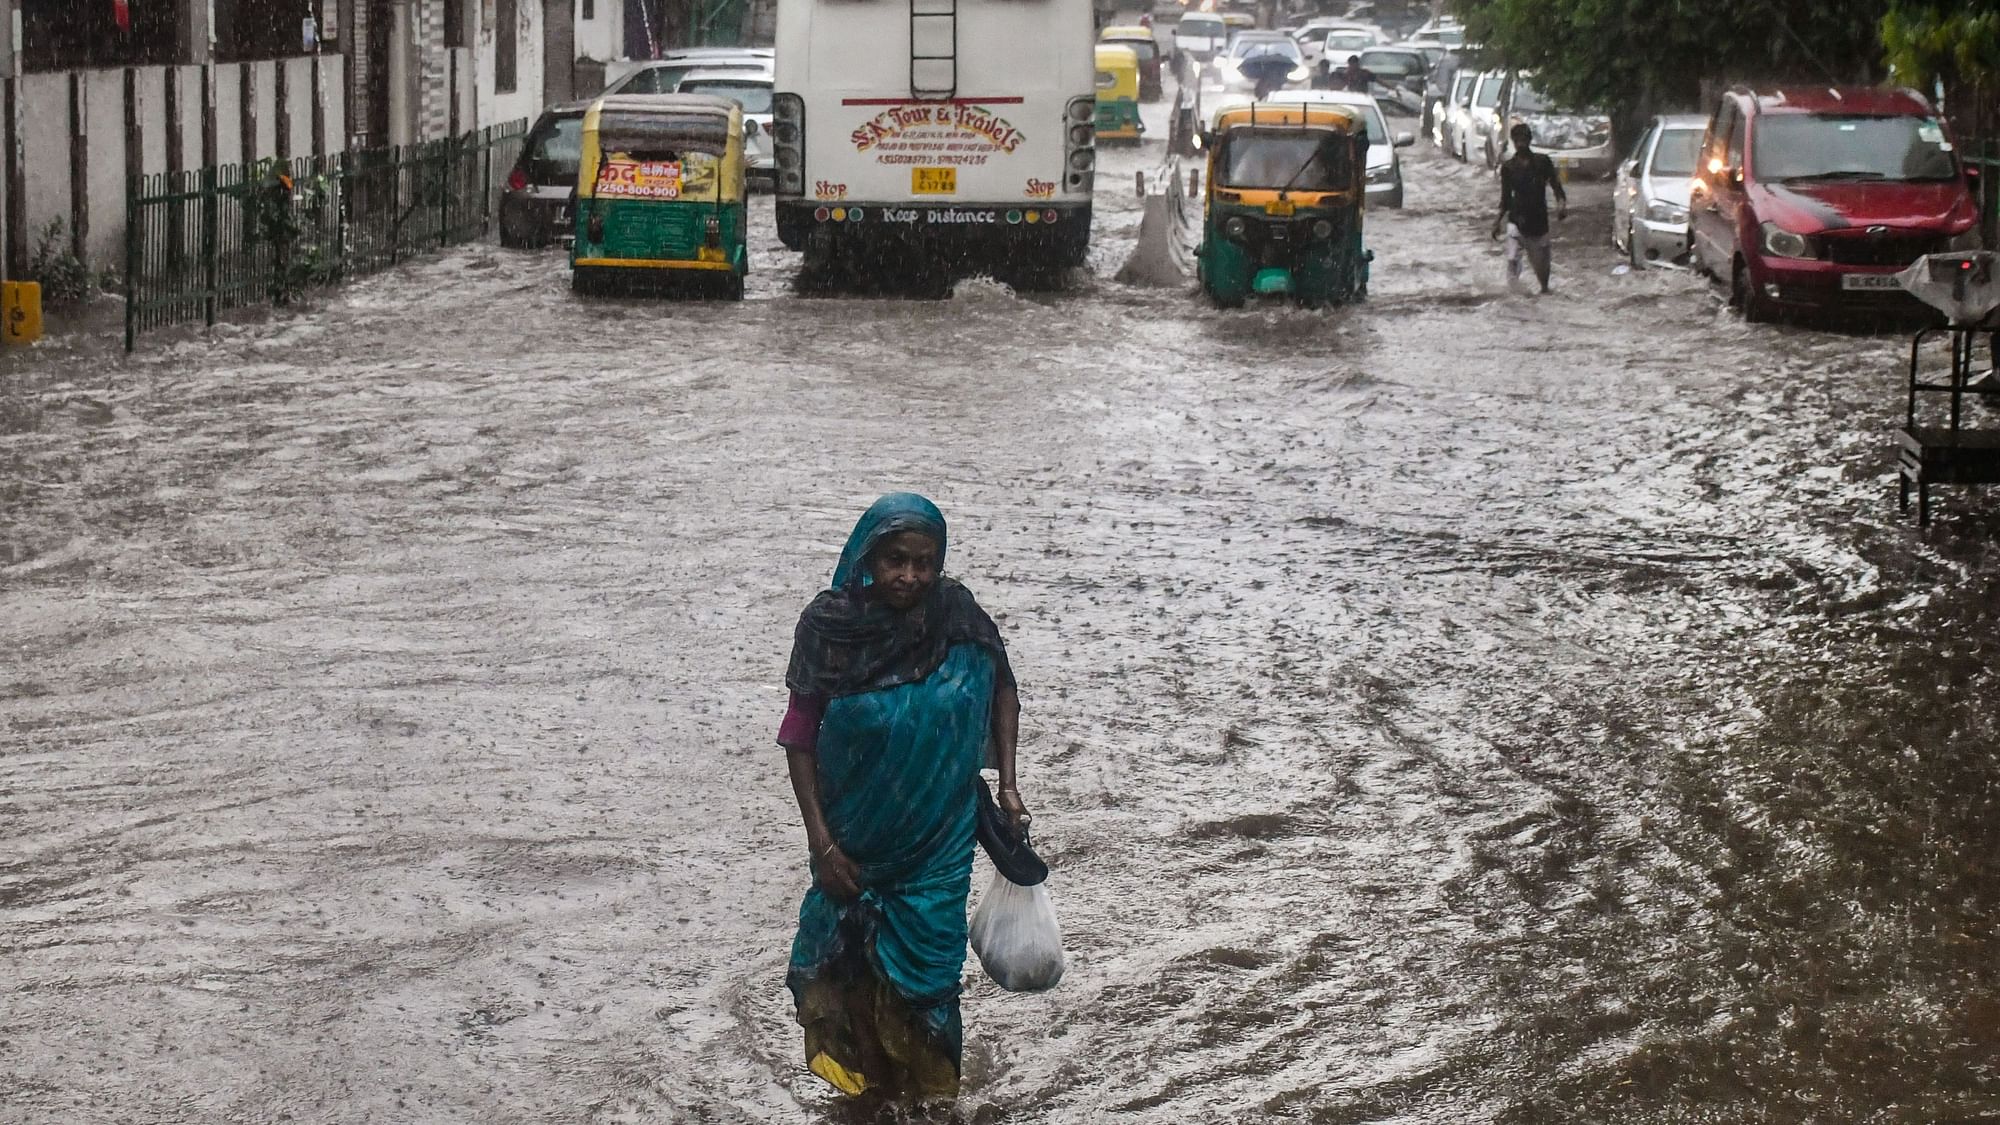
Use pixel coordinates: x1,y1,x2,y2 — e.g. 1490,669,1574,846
124,120,529,351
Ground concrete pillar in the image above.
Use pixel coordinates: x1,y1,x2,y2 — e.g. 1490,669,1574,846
182,0,216,65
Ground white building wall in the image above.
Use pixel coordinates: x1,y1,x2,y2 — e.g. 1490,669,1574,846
13,57,347,274
82,71,125,267
575,1,623,63
21,73,68,258
478,0,546,130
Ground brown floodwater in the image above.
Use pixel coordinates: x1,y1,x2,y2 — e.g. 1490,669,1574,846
4,90,1999,1125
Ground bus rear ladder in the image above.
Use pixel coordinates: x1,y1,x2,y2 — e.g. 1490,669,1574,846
910,0,957,99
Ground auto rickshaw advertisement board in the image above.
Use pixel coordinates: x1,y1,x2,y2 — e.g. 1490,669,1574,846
595,153,721,201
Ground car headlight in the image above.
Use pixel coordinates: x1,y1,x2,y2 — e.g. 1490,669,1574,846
1644,200,1687,225
1288,66,1310,81
1760,222,1815,260
1367,166,1395,184
1949,227,1983,252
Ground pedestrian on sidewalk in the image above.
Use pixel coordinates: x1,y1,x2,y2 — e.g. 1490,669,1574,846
1491,122,1568,293
779,493,1029,1105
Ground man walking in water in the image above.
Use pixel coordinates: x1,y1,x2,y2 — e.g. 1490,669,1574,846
1491,122,1567,293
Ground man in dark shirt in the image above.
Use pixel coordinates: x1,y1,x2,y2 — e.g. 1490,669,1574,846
1490,122,1568,293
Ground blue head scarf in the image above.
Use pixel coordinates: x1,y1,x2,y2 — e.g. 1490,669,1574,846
829,493,948,591
787,494,1012,699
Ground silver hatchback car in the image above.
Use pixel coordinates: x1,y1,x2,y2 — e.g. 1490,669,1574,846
1612,113,1705,268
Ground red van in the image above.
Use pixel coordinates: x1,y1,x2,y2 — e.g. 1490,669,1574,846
1689,86,1980,321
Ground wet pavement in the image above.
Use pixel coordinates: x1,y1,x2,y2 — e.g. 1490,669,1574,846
5,89,2000,1125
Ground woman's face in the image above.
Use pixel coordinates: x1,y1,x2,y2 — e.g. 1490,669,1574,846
867,531,941,611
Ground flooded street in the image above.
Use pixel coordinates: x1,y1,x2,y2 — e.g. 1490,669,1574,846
6,94,2000,1125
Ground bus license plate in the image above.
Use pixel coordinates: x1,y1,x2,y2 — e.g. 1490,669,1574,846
1842,273,1903,291
912,167,957,195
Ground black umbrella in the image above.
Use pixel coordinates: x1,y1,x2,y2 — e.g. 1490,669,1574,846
1237,52,1298,96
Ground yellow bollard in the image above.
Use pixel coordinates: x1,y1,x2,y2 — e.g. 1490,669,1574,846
2,281,43,345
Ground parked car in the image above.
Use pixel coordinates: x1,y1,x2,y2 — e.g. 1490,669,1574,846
1500,75,1614,177
498,101,590,248
1614,113,1705,267
1398,38,1451,68
1689,86,1980,321
1436,68,1477,152
602,48,772,96
674,67,776,184
1214,32,1309,95
1301,90,1413,208
1174,12,1230,65
1294,21,1383,67
1354,46,1427,114
1411,16,1466,47
1099,24,1166,102
1461,69,1506,164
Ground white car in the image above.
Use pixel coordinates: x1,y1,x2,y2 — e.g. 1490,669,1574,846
602,48,773,96
1436,68,1477,152
1293,20,1383,67
1174,12,1229,65
1462,69,1507,165
1208,90,1415,208
1613,113,1704,267
1411,17,1467,47
675,67,776,182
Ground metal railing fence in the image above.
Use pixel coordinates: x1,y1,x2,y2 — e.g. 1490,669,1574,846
1971,138,2000,251
125,120,529,350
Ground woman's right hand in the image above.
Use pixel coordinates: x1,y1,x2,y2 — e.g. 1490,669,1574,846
813,841,864,901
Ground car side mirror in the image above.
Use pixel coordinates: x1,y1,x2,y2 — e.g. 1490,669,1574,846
1968,165,1983,187
1393,131,1415,148
1622,160,1639,178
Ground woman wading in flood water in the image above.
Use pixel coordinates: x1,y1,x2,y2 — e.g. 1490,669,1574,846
780,493,1029,1104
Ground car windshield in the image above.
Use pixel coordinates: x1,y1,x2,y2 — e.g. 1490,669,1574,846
1428,27,1465,46
678,81,773,114
1752,113,1959,182
1511,82,1556,113
1182,16,1223,35
1326,32,1373,49
527,116,584,177
1220,131,1347,189
1649,127,1701,175
1360,50,1422,76
1475,76,1501,108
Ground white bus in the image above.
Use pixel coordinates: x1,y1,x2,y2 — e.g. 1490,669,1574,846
771,0,1098,279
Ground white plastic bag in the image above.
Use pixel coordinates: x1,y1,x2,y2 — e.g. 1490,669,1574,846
969,870,1065,992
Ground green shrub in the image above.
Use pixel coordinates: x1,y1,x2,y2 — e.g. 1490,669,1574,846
28,219,91,305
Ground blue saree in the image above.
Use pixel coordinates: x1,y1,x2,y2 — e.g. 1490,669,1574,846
783,495,1011,1099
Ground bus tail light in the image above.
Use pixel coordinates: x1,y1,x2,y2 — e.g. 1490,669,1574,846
1063,96,1095,193
773,93,806,198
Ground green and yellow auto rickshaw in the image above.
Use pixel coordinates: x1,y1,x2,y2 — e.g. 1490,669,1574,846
570,93,749,298
1196,101,1371,308
1095,45,1145,143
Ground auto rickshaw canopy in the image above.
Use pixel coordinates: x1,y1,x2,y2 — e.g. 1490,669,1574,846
1207,100,1363,137
578,94,746,203
1095,44,1142,102
1204,102,1366,204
